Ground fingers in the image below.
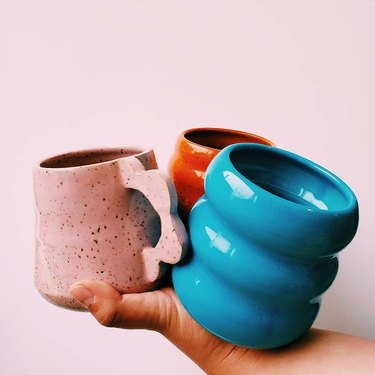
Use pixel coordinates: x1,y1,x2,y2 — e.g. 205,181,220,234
69,280,174,332
69,281,243,375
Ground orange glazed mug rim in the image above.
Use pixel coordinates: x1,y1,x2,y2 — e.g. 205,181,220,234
180,127,275,151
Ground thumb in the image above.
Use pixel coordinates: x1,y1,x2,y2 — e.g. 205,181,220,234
69,280,172,332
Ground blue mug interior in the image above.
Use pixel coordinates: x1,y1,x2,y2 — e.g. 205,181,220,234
229,146,353,212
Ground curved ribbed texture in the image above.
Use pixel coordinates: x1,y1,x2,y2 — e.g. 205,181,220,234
173,143,359,348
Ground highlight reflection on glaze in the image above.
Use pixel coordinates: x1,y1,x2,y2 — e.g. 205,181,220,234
173,143,359,349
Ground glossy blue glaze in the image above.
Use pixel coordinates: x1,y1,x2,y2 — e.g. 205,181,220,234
172,143,359,349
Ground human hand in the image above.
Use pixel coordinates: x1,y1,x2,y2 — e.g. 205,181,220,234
69,279,263,374
69,281,375,375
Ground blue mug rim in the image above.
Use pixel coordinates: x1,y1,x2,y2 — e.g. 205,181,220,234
210,143,357,215
203,143,359,257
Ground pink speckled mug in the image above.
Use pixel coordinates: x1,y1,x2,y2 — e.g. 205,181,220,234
33,146,188,310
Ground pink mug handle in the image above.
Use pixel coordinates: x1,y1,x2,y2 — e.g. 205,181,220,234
117,157,188,282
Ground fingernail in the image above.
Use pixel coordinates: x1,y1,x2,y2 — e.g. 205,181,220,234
70,284,95,307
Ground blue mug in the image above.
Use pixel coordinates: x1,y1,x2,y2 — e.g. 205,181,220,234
172,143,359,349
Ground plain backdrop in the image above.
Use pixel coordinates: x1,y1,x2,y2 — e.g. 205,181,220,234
1,1,374,374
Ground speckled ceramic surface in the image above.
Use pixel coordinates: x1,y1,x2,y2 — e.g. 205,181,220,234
33,146,188,310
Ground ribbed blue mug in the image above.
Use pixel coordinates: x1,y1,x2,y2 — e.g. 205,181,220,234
172,143,359,349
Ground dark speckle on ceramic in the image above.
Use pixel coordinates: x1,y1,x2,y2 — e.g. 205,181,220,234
33,146,188,310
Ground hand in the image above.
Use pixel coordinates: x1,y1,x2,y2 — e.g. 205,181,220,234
69,279,257,374
70,281,375,375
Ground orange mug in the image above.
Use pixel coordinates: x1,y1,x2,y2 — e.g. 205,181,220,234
169,127,275,223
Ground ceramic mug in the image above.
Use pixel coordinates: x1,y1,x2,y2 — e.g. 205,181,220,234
172,143,359,348
168,127,274,222
33,146,188,310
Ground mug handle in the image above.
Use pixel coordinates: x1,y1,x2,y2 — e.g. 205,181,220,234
117,157,188,282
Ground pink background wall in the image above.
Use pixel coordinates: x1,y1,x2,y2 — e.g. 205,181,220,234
1,1,374,374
